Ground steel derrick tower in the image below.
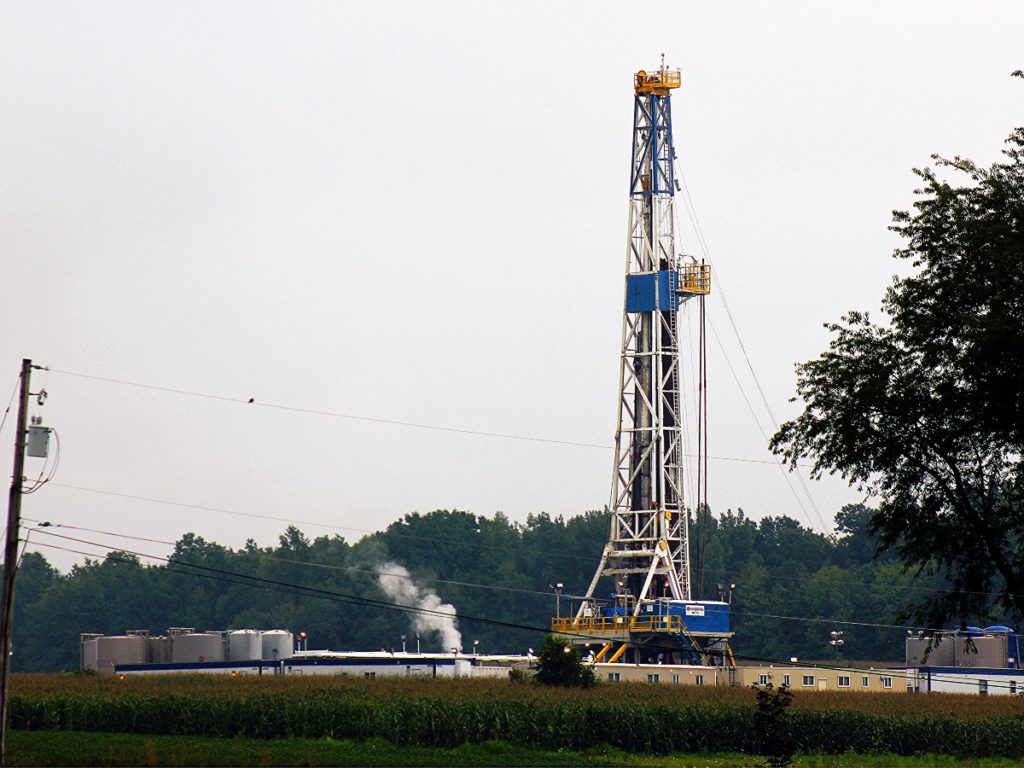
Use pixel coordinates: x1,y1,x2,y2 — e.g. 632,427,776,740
584,63,710,608
552,64,730,668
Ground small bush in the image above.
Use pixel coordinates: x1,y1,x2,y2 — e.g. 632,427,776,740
532,636,595,688
751,683,795,767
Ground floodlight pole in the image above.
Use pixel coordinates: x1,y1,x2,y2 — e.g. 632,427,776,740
0,359,32,766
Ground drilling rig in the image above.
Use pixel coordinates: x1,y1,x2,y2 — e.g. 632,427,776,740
552,62,734,667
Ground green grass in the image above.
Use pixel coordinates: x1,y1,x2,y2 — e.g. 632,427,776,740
8,731,1024,768
5,731,651,767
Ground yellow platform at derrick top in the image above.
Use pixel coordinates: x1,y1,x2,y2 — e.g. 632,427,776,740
635,69,681,95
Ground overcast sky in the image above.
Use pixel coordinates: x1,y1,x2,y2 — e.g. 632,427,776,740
2,1,1021,574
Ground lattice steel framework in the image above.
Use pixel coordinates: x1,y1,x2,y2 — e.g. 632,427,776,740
583,65,707,612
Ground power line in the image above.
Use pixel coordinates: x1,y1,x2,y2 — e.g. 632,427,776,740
46,367,805,468
46,482,604,565
36,536,1011,692
37,483,994,604
25,519,175,548
49,518,1015,618
46,368,607,450
29,532,576,639
27,528,952,636
32,535,1019,691
41,478,1013,609
30,513,1012,605
36,515,968,609
25,519,557,601
0,377,19,441
45,480,835,582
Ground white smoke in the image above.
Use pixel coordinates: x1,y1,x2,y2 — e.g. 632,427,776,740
374,561,463,652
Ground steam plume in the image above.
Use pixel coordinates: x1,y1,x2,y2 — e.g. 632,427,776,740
374,562,463,652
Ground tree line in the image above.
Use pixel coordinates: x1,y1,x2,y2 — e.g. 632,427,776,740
11,503,974,672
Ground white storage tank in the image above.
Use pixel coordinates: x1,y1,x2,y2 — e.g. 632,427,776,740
95,635,146,674
261,630,294,661
227,630,262,661
171,632,225,664
80,635,101,672
955,634,1008,668
148,636,170,664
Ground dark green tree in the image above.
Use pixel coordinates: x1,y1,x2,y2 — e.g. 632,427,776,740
751,682,795,768
771,115,1024,627
533,634,595,687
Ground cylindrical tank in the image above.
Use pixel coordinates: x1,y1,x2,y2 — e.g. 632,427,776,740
95,635,147,673
227,630,262,661
80,636,100,672
148,636,170,664
171,632,225,664
261,630,294,661
956,634,1009,668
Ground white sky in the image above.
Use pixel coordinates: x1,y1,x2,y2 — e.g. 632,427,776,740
2,1,1021,572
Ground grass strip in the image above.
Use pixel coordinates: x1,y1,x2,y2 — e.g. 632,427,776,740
7,730,1024,768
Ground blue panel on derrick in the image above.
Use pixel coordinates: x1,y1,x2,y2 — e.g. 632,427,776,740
626,274,656,312
673,602,730,634
641,600,731,634
659,270,679,310
626,271,679,313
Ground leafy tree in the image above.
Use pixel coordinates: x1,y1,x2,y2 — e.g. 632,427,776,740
533,634,595,688
771,114,1024,627
833,504,889,568
751,682,795,768
12,553,60,670
14,552,58,606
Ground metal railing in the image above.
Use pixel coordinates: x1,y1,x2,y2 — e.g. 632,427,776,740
551,615,683,634
635,70,682,94
678,263,711,295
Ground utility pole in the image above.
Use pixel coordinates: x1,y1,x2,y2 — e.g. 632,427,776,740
0,359,32,766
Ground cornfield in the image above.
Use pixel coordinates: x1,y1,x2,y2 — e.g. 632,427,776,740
10,675,1024,758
